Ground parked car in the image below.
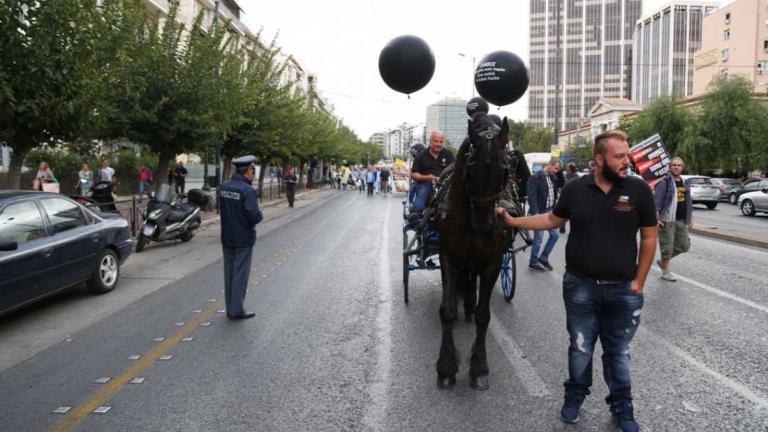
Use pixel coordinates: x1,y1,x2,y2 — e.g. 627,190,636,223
0,191,134,317
681,175,720,209
728,178,765,204
710,178,742,202
737,179,768,216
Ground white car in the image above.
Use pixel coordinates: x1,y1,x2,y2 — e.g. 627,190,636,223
737,180,768,216
681,175,720,210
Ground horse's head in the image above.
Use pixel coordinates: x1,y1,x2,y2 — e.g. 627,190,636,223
463,112,509,232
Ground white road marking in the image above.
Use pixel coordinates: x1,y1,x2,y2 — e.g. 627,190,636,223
363,199,393,431
650,267,768,315
489,315,550,397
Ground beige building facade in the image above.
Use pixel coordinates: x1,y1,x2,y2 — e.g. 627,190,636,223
692,0,768,95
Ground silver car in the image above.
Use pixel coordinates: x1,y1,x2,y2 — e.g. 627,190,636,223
737,179,768,216
681,175,720,210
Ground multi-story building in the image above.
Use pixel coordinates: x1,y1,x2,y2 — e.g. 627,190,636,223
528,0,643,131
425,98,467,151
382,124,425,159
370,132,387,154
632,2,719,105
692,0,768,95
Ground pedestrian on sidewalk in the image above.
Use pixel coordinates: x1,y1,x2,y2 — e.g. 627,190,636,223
34,161,56,192
97,159,117,194
167,168,174,186
497,130,657,432
174,161,188,196
219,155,263,321
285,166,298,208
653,157,692,282
380,167,390,195
138,164,154,203
76,162,93,196
526,157,563,271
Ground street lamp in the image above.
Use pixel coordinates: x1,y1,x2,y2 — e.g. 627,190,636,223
458,53,476,97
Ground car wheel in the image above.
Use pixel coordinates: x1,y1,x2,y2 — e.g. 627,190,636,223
706,202,717,210
741,200,756,216
729,193,737,204
87,249,120,294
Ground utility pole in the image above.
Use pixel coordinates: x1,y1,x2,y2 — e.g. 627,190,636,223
458,53,476,96
213,0,221,189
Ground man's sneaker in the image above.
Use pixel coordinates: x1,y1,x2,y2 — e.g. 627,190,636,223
528,262,547,271
538,259,554,271
560,396,583,424
611,400,639,432
661,270,677,282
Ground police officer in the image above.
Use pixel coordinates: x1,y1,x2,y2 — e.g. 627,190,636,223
219,155,263,320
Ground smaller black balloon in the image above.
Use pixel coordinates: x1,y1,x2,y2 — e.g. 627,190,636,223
474,51,529,106
378,35,435,95
466,97,489,118
488,114,503,128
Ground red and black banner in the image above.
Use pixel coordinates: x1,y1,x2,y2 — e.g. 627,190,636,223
629,133,671,188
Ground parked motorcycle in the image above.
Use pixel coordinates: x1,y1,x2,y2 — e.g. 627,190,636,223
135,185,209,252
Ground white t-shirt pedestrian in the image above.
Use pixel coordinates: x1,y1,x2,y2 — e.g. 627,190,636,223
99,166,115,182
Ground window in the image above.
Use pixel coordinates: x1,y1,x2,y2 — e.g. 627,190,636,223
40,198,86,234
723,29,730,40
758,61,767,74
764,40,768,52
722,48,730,61
720,68,729,77
0,201,48,245
725,12,730,25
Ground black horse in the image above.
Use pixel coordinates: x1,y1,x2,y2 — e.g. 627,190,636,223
435,112,512,390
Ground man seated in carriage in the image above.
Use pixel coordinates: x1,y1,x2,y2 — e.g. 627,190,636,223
409,130,455,223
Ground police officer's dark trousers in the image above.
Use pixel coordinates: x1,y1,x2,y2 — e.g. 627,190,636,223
222,245,253,317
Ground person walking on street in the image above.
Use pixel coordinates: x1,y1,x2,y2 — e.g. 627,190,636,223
174,161,188,196
366,165,376,196
654,157,692,282
285,166,298,208
410,130,454,218
565,163,580,183
380,167,390,195
526,157,563,271
167,168,174,186
496,130,657,432
77,163,93,196
138,164,154,203
219,156,263,320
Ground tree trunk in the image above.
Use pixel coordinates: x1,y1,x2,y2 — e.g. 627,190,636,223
257,161,268,198
157,152,173,189
222,155,233,181
4,149,27,189
298,157,306,186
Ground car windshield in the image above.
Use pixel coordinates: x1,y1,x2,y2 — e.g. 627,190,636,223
720,179,740,186
688,177,713,185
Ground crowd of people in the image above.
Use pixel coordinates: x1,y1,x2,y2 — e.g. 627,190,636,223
329,163,402,196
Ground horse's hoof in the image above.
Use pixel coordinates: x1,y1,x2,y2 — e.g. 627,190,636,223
437,375,456,389
470,375,489,390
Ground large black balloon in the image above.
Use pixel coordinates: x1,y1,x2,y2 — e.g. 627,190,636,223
378,35,435,95
466,97,489,118
474,51,529,106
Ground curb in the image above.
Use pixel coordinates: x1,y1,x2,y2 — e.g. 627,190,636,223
689,227,768,250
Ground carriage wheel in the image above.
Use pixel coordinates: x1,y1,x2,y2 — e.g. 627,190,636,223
403,230,410,304
501,250,517,302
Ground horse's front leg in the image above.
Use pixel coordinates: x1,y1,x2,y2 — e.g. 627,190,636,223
463,272,477,323
469,263,501,390
436,255,459,389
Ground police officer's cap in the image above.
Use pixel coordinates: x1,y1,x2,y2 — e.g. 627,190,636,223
232,155,256,169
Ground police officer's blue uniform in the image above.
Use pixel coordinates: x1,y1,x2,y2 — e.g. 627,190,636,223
220,156,263,319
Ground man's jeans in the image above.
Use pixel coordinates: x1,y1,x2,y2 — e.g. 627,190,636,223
139,181,152,201
562,271,644,404
411,182,433,213
529,227,559,265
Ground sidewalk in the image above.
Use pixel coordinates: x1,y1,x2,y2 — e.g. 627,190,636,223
689,226,768,249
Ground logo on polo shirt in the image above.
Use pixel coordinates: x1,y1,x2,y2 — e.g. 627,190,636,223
614,195,633,212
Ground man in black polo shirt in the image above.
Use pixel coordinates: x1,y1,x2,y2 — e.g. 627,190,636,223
410,130,455,215
496,130,657,432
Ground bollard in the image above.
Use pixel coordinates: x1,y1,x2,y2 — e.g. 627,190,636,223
130,197,137,237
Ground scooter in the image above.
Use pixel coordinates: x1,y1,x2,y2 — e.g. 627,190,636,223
135,184,208,252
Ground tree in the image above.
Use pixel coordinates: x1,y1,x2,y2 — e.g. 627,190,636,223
0,0,106,188
620,95,692,156
679,75,768,174
507,120,552,154
561,135,593,169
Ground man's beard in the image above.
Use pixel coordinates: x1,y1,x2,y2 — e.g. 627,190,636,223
602,163,625,184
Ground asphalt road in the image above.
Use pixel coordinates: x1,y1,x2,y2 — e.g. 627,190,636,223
690,201,768,244
1,190,767,431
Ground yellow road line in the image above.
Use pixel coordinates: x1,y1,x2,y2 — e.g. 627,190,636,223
52,242,303,432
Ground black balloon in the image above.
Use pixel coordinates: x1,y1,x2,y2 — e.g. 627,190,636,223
474,51,529,106
378,35,435,95
466,97,489,117
489,114,503,128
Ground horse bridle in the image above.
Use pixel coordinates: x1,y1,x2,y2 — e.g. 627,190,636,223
463,126,509,207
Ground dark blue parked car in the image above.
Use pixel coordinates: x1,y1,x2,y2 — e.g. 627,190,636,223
0,191,134,317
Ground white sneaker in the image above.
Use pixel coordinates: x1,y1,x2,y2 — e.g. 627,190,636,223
661,271,677,282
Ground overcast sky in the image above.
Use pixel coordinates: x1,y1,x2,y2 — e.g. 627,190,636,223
239,0,728,140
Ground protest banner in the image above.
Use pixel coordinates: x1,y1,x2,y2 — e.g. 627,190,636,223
629,133,671,188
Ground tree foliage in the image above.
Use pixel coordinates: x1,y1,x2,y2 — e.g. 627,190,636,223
507,120,553,154
620,95,692,156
